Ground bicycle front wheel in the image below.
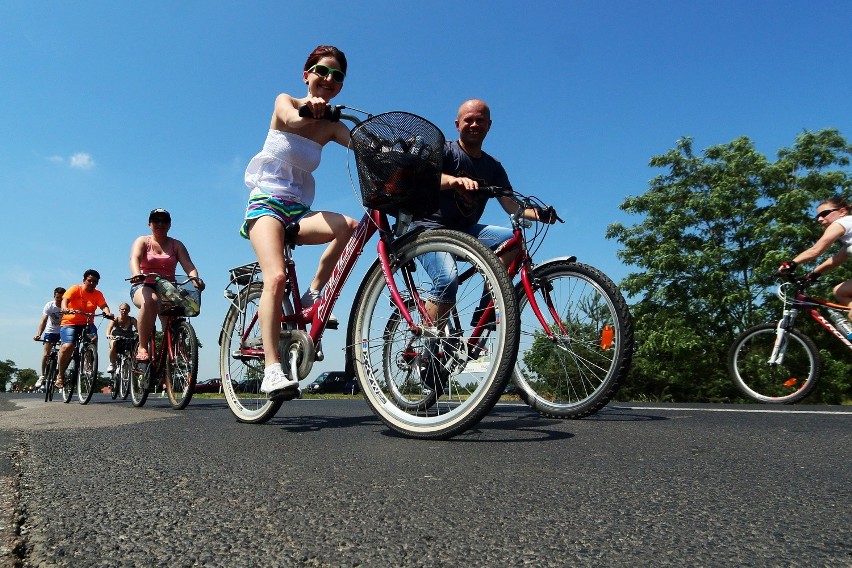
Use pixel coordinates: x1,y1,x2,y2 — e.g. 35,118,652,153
130,350,151,408
44,353,57,402
166,320,198,410
219,283,284,424
728,323,821,403
351,229,519,440
513,260,633,419
62,358,76,403
119,356,131,400
77,343,98,404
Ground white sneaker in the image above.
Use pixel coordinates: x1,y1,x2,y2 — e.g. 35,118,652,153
35,376,44,389
301,289,338,328
106,364,114,374
260,365,298,393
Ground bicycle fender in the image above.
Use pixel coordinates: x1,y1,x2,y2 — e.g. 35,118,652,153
535,256,578,267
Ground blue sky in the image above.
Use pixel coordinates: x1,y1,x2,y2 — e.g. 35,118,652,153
2,0,851,384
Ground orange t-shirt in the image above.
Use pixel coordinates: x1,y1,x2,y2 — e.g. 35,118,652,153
61,285,107,326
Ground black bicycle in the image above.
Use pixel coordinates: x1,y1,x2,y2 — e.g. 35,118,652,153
108,331,137,401
36,338,60,402
59,310,111,404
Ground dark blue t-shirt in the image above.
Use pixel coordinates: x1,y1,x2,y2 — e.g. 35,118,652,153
416,140,511,229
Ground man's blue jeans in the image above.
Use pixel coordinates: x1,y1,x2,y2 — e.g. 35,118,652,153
417,224,513,303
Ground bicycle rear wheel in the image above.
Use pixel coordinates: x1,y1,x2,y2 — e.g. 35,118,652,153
44,353,57,402
219,283,284,424
351,229,518,440
728,323,821,403
166,320,198,410
513,260,633,419
77,343,98,404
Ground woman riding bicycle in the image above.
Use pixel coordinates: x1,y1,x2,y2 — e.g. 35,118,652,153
106,303,137,375
129,208,204,363
56,270,113,388
779,195,852,317
240,44,358,396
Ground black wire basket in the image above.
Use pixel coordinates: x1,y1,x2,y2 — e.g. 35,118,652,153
350,112,444,219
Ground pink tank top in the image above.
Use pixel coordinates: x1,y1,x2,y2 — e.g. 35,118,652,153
140,236,178,282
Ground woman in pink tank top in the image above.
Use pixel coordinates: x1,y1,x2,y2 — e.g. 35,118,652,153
129,208,205,362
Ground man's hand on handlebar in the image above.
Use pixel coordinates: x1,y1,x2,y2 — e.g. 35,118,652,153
536,206,559,225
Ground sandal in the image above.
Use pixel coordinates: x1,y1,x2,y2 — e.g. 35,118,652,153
135,349,150,363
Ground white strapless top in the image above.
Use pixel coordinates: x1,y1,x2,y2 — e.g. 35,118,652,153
244,130,322,206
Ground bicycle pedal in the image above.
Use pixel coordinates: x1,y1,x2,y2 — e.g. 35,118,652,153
269,386,300,401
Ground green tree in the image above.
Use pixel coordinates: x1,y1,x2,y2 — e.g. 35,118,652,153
606,129,852,403
0,360,17,392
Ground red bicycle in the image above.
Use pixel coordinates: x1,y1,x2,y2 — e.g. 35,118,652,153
219,106,519,439
128,274,201,409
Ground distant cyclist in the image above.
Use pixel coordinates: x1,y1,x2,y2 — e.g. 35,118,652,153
33,286,66,389
106,303,137,375
56,270,113,388
129,208,204,363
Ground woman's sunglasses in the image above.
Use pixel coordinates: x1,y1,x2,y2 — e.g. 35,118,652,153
308,64,345,84
816,208,839,220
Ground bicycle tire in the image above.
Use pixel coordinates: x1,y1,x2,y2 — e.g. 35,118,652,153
219,283,284,424
728,323,821,403
351,228,519,440
77,343,98,405
513,260,634,419
62,355,76,403
130,347,151,407
119,355,131,400
166,320,198,410
44,352,57,402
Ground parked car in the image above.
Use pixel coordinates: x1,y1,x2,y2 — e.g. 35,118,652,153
194,378,223,394
305,371,352,394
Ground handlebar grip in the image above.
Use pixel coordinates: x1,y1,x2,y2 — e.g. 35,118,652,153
298,104,341,122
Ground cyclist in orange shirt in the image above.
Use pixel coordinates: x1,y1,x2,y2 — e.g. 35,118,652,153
56,269,113,388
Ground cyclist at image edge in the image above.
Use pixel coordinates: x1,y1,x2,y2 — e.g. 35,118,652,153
240,44,358,396
56,270,113,388
779,195,852,318
413,98,557,322
32,286,66,390
129,208,204,363
106,303,137,375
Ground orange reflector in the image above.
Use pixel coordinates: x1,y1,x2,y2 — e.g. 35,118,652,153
600,325,614,350
783,378,798,388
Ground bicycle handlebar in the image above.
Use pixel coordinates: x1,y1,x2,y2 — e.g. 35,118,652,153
128,273,203,286
298,104,344,122
475,186,564,224
63,310,114,320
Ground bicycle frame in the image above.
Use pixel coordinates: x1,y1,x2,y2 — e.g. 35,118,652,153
229,209,430,366
458,202,571,343
775,285,852,356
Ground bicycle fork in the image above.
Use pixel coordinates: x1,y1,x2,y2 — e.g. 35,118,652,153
768,307,798,365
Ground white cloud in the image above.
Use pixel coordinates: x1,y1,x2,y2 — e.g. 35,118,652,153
48,155,64,163
69,153,95,169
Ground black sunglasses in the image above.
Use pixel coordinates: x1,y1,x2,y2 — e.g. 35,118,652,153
308,64,345,84
816,208,839,220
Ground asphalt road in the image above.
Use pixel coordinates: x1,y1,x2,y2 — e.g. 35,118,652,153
1,394,850,567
